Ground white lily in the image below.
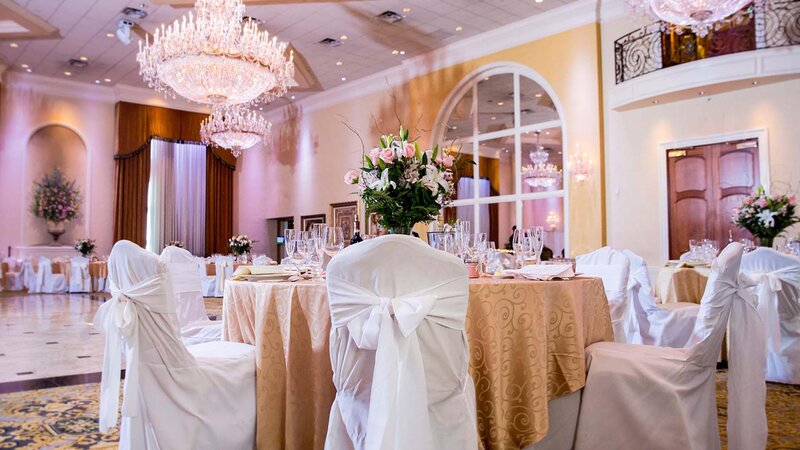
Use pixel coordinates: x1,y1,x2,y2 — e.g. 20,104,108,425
368,168,396,191
420,165,449,195
757,209,778,228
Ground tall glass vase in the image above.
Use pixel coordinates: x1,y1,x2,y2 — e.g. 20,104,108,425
758,236,775,248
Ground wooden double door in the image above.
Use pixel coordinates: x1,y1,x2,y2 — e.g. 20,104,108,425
667,139,759,259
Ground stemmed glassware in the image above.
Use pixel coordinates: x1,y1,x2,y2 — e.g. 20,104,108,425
284,229,295,262
323,226,345,259
530,226,545,264
306,236,324,280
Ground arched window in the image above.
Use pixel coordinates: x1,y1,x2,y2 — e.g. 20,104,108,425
435,64,567,256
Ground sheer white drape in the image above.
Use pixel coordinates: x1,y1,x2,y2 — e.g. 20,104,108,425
146,139,207,255
457,178,491,235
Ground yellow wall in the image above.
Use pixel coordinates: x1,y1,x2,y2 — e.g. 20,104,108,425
238,24,605,256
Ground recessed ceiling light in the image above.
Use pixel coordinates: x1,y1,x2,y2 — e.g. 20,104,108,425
20,64,28,68
491,116,496,120
64,71,72,76
290,95,295,100
9,42,18,48
107,32,114,38
535,93,542,98
545,131,550,135
79,56,88,61
95,80,101,84
104,78,111,82
392,49,399,55
341,77,346,81
752,80,759,85
652,99,659,104
340,35,348,40
259,107,263,110
535,0,544,3
698,91,705,96
497,101,504,106
399,50,405,55
484,77,490,81
336,61,343,66
455,26,463,32
403,7,412,13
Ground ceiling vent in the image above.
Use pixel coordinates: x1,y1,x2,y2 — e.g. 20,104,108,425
242,16,263,26
121,7,148,20
376,10,404,23
68,58,88,68
318,37,342,47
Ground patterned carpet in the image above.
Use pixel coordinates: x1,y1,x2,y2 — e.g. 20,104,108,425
0,371,797,449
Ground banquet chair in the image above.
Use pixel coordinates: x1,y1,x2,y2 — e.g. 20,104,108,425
252,254,271,265
1,258,25,291
161,246,223,346
624,249,700,347
68,255,91,293
213,255,234,297
93,240,255,450
576,247,631,343
37,256,67,294
575,243,766,450
196,257,216,297
741,247,800,384
325,235,478,450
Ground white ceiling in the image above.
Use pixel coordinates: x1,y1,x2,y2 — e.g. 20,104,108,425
0,0,575,108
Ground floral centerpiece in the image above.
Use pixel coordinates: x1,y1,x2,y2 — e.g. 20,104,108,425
31,168,81,242
74,238,95,257
228,235,253,256
732,186,798,248
344,126,471,234
167,240,185,248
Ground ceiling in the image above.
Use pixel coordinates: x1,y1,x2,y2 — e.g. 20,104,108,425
0,0,574,109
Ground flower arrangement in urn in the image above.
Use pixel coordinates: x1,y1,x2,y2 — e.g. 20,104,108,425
31,168,81,242
74,238,95,257
732,186,798,248
344,126,472,234
167,240,185,248
228,235,253,256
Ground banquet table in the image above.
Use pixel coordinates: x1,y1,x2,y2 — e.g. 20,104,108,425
655,265,711,304
222,276,612,450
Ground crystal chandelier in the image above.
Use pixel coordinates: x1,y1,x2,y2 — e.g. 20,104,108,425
626,0,756,36
137,0,295,106
568,147,593,183
200,104,271,158
522,132,562,189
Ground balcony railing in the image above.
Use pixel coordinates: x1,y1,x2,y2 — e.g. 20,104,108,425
614,0,800,84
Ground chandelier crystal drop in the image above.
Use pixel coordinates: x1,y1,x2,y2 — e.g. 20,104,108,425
201,104,271,158
137,0,295,106
522,132,562,189
626,0,756,36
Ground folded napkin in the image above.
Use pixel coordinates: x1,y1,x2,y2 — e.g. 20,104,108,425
232,265,289,280
504,264,575,281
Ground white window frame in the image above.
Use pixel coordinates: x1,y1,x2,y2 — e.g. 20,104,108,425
432,63,569,253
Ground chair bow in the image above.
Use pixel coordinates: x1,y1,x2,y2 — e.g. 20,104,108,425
746,271,783,352
328,276,466,450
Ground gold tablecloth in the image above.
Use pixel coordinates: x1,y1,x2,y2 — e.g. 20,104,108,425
222,277,612,450
655,266,711,304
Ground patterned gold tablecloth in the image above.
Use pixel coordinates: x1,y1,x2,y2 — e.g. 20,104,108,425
655,266,711,304
222,277,612,450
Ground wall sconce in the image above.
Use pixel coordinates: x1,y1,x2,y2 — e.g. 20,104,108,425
546,211,559,230
569,145,592,183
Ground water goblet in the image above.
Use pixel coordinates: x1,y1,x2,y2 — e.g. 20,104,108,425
323,226,345,258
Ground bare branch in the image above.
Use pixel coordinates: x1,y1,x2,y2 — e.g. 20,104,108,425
336,114,366,156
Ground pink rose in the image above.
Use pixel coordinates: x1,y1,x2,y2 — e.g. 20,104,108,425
403,143,415,158
379,148,395,164
789,196,797,206
758,198,768,208
743,197,752,205
438,154,455,168
344,169,360,185
369,147,381,166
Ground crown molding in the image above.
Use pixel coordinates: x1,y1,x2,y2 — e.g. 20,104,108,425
265,0,602,123
599,0,628,22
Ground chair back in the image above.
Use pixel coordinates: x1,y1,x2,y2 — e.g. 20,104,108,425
326,235,474,449
161,246,210,326
70,256,91,292
37,257,55,291
252,255,270,265
741,247,800,322
21,258,38,292
214,255,234,296
577,247,630,341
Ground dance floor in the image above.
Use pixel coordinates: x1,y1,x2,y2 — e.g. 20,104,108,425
0,294,798,449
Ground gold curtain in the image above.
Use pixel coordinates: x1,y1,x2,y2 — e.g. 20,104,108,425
113,102,236,253
205,148,235,254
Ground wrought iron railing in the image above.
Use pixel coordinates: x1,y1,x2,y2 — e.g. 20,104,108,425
614,0,800,84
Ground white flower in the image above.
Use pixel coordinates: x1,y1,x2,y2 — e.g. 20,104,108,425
757,209,778,228
420,165,450,195
368,168,397,191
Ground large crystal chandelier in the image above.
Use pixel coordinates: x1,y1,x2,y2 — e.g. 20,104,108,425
201,104,271,158
522,132,562,189
137,0,295,106
626,0,756,36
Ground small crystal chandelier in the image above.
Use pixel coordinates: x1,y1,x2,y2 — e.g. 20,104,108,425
626,0,757,36
201,104,271,158
569,147,593,183
522,132,562,189
137,0,295,106
546,211,559,230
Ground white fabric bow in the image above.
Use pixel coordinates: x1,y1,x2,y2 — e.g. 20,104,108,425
328,276,467,450
747,272,783,352
93,273,172,432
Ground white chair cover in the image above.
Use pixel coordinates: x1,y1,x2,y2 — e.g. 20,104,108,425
741,247,800,384
624,249,700,347
576,247,631,343
93,240,256,450
161,246,222,346
38,256,67,294
252,255,271,266
22,258,39,293
213,256,234,298
325,235,478,450
2,258,25,291
196,257,216,297
69,256,91,293
575,243,766,450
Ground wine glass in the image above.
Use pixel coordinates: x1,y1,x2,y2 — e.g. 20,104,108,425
306,238,324,280
284,229,295,261
531,226,545,264
323,226,345,258
311,223,325,240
